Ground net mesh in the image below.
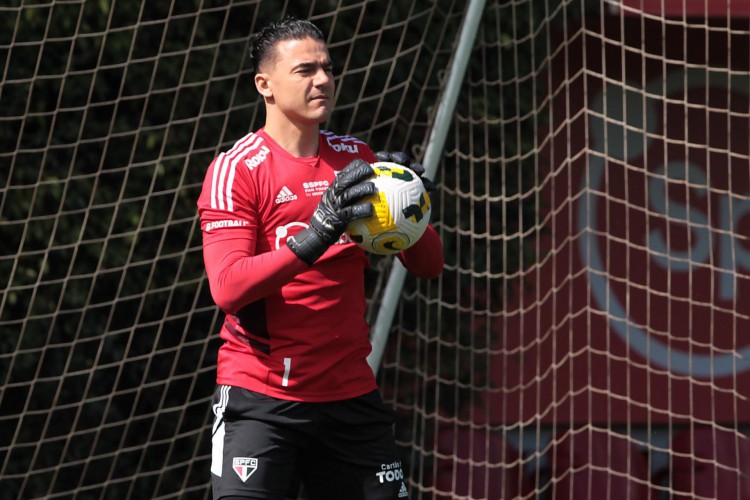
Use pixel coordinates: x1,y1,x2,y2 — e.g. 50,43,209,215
2,1,750,499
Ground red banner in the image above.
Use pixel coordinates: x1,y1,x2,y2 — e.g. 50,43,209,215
480,15,750,425
620,0,750,16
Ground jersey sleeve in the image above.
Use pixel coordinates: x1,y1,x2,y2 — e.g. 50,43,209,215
202,237,306,314
396,224,444,279
197,155,307,314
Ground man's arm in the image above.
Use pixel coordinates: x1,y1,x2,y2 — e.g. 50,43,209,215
397,224,443,279
201,158,377,313
202,237,307,314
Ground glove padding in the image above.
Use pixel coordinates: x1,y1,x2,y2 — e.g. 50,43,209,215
287,159,376,265
375,151,436,192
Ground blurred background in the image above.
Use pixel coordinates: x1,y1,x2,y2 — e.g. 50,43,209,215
2,0,749,498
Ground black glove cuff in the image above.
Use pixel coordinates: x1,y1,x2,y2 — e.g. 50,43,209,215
286,227,331,266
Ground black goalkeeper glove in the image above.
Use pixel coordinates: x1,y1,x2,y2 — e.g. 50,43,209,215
375,151,437,192
287,159,376,265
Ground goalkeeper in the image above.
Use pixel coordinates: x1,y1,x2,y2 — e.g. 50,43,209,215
197,16,443,500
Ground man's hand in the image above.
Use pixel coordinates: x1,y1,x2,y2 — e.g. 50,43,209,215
287,159,375,265
375,151,436,192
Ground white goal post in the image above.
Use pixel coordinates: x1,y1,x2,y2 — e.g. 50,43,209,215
368,0,487,375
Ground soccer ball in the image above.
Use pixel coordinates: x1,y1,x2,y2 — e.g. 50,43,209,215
347,161,432,255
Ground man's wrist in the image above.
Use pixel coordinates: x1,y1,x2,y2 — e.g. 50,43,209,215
286,227,330,266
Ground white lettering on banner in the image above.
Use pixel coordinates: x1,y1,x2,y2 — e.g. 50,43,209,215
577,69,750,378
647,163,750,301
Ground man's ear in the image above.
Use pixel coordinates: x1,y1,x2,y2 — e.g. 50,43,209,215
255,72,272,98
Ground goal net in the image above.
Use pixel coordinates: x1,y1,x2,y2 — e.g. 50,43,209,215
2,1,750,499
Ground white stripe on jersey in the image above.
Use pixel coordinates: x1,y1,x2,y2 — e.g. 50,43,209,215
211,133,264,211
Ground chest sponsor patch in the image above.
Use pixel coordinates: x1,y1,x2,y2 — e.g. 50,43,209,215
303,179,329,197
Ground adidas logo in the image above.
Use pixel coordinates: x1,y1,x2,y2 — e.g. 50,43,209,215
275,186,297,204
398,481,408,498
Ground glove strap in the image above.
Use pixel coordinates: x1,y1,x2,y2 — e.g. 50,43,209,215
286,227,331,266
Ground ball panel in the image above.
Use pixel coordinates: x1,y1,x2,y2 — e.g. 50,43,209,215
360,191,398,234
370,232,413,254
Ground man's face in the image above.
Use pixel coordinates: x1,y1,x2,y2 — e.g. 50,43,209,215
258,37,335,125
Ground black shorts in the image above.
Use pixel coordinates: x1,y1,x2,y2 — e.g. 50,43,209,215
210,386,409,500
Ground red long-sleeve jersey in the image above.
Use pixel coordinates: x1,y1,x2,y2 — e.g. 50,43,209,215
197,129,443,401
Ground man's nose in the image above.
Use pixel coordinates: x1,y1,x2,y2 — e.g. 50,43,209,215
314,68,331,87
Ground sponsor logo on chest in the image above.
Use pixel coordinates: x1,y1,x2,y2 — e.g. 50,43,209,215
326,136,359,153
244,145,270,170
303,180,329,197
275,186,298,204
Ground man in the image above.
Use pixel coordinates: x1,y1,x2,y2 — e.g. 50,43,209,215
197,16,443,499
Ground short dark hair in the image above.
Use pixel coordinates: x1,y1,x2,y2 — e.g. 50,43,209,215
249,17,326,73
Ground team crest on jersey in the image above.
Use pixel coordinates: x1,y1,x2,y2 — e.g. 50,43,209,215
233,457,258,482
